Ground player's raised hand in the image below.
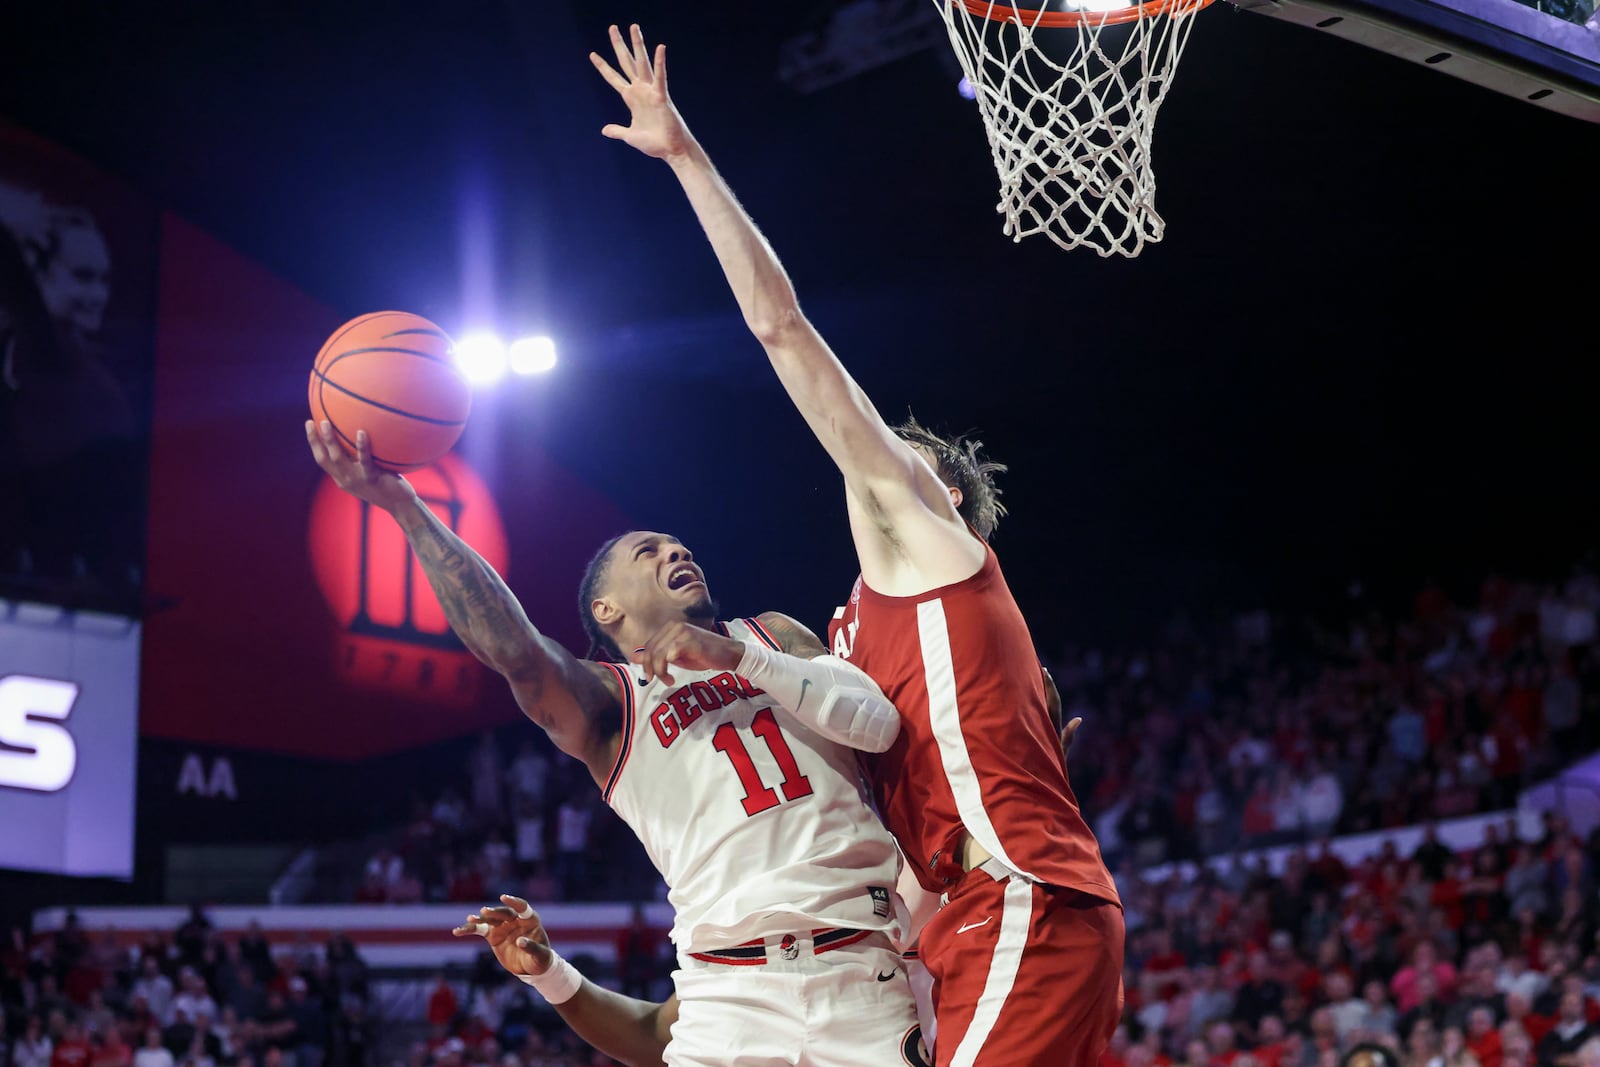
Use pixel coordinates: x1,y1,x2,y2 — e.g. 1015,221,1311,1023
629,620,743,687
590,24,693,161
306,420,417,513
452,894,557,977
1061,716,1083,761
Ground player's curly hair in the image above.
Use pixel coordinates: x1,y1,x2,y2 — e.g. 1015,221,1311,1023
892,416,1008,540
577,532,629,662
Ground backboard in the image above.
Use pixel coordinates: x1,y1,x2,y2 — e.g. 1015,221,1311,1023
1227,0,1600,120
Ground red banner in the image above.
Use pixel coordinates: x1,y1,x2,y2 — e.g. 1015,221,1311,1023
142,215,633,758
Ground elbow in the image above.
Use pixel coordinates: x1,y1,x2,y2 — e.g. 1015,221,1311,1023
859,713,900,754
746,304,805,347
851,696,901,754
813,686,901,753
487,638,543,681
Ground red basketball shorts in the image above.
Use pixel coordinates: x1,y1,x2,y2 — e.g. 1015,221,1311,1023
919,867,1125,1067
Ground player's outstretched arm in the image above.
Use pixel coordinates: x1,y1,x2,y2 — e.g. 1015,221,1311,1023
453,895,674,1067
590,26,975,591
307,421,619,761
626,613,900,752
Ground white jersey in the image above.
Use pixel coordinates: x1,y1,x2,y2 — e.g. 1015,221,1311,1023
598,617,905,952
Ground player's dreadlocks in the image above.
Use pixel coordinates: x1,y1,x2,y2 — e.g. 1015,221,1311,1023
577,532,628,661
892,416,1008,539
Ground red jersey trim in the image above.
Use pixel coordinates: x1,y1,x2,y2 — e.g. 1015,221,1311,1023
744,616,783,651
599,662,636,804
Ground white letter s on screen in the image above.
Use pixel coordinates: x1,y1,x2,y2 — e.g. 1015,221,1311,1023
0,675,80,793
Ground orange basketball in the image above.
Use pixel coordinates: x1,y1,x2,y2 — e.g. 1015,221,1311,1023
308,311,470,473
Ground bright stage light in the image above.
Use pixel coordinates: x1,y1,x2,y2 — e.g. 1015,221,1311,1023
454,334,507,385
508,336,557,375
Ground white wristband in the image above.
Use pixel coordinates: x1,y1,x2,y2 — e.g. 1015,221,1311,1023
516,951,584,1005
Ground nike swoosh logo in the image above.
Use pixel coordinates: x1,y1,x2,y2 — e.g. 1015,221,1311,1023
956,917,993,934
797,678,811,712
876,970,896,982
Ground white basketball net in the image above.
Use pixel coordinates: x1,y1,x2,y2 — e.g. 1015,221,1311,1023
936,0,1211,257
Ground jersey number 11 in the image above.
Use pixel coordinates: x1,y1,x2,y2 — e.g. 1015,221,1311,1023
712,708,815,817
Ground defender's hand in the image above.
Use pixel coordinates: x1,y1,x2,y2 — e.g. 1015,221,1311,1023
452,894,556,977
306,420,417,513
589,24,693,161
630,620,743,687
1061,716,1083,761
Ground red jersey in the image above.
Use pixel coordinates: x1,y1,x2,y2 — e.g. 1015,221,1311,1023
828,542,1119,902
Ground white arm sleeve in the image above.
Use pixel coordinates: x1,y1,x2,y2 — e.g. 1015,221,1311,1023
735,639,901,753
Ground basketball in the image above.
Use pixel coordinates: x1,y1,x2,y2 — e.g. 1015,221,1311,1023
308,311,471,473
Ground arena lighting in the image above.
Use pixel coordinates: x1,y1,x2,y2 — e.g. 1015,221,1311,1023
454,333,508,385
958,75,976,100
508,335,558,375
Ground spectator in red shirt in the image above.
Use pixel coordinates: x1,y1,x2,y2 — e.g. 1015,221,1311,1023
1309,839,1351,895
1395,943,1461,1014
424,973,456,1029
1146,926,1189,980
50,1023,90,1067
1508,993,1553,1047
1206,1021,1241,1067
443,855,486,905
1243,779,1278,842
1255,1015,1289,1067
614,903,662,1000
1467,1006,1504,1067
88,1027,130,1067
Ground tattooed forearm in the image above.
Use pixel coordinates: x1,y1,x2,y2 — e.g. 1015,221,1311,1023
392,499,541,684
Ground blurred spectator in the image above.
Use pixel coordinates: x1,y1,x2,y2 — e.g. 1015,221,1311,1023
614,904,661,1001
130,1030,171,1067
173,909,212,971
89,1025,131,1067
363,850,404,900
1467,1006,1503,1067
1538,993,1595,1067
1300,766,1346,840
235,925,273,986
520,862,561,905
227,965,266,1023
1429,1026,1483,1067
553,798,595,900
131,959,174,1028
286,976,327,1067
425,973,457,1030
51,1023,91,1067
432,789,468,838
480,832,513,889
512,796,546,874
171,971,216,1030
443,855,488,905
507,742,549,811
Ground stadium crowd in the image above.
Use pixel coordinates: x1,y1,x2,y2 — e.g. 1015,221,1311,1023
8,564,1599,1067
1107,807,1600,1067
0,903,637,1067
1061,571,1600,868
0,908,380,1067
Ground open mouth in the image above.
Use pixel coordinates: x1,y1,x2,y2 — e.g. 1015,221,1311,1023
667,564,702,591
